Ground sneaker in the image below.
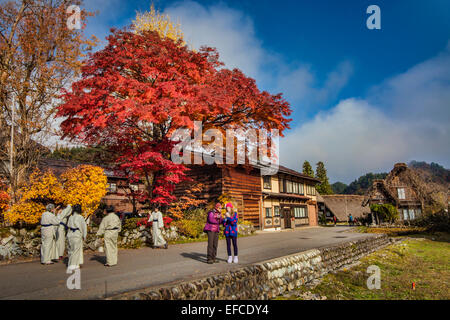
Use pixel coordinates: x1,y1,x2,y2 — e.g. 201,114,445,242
227,256,233,263
207,260,214,264
233,256,238,264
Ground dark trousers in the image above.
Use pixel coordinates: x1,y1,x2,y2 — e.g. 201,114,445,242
206,231,219,261
226,236,238,256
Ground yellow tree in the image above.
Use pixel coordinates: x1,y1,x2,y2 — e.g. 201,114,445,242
133,3,185,45
61,165,107,218
4,165,107,225
4,170,63,224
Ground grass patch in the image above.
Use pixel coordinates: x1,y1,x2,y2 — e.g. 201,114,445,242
280,235,449,300
357,226,427,237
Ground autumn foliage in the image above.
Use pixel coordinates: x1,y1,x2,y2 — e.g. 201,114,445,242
0,181,10,219
167,183,206,219
4,165,107,225
57,20,291,208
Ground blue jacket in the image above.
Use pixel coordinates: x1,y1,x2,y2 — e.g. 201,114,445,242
223,212,238,237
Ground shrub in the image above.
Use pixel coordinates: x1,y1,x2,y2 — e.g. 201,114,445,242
411,210,450,233
174,219,205,238
183,208,207,221
370,204,399,223
240,220,253,227
121,217,142,231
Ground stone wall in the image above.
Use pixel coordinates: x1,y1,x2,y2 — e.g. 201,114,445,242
113,234,391,300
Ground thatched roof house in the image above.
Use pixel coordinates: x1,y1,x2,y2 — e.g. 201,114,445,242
320,195,369,222
362,163,431,221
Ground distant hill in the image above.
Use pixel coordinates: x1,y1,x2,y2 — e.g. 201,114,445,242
332,161,449,195
332,172,388,195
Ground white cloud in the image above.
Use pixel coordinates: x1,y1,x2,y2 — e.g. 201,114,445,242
281,44,450,183
165,1,351,104
165,1,268,80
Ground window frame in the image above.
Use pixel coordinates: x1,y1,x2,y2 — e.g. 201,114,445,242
265,207,272,218
263,176,271,190
397,188,406,200
274,206,280,217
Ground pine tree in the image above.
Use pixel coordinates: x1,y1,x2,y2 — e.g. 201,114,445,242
315,161,333,195
302,161,314,177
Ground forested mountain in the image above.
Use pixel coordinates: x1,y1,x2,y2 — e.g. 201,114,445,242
331,172,388,195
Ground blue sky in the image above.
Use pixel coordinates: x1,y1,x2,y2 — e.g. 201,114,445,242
81,0,450,183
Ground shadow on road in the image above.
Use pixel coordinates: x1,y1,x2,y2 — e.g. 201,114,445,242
90,255,107,265
180,252,227,264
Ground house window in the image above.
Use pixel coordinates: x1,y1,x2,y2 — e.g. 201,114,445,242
403,209,409,220
397,188,406,200
130,184,139,191
263,176,271,189
279,179,285,193
293,182,299,194
107,183,117,193
286,180,293,193
293,207,307,218
274,206,280,217
306,185,316,195
415,208,422,217
408,209,415,220
299,183,304,195
265,207,272,218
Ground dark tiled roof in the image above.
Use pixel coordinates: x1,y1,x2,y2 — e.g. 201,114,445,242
277,165,321,183
38,158,122,178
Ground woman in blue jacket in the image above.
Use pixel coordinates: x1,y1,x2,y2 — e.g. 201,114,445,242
223,202,238,263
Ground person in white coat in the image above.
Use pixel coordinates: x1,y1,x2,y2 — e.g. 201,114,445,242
40,204,60,265
148,208,167,249
56,204,72,259
96,206,122,267
67,204,87,270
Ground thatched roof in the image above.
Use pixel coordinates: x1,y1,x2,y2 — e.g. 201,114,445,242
322,195,370,221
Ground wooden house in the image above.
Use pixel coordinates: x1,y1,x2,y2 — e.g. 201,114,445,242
363,163,428,221
175,164,321,230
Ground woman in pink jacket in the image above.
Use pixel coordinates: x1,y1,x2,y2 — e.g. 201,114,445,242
204,202,223,264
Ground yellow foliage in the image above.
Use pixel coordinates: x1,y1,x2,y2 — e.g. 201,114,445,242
61,165,108,218
5,202,45,225
133,3,185,45
20,170,64,204
4,165,107,225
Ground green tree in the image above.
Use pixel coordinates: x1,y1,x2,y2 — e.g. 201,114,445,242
331,181,348,194
370,204,399,223
315,161,333,195
302,161,314,177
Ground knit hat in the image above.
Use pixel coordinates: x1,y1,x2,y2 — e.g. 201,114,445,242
225,202,233,209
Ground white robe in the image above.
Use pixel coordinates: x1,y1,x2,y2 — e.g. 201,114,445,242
40,211,60,263
97,212,122,266
148,210,166,247
67,213,87,268
56,205,72,257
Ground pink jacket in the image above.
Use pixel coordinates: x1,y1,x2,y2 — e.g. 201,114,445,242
204,209,222,233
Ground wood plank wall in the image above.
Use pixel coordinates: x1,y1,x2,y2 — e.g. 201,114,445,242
222,166,262,228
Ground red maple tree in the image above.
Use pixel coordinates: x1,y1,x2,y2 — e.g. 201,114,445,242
57,28,291,207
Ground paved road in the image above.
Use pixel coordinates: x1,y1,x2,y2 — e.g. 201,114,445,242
0,226,376,300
